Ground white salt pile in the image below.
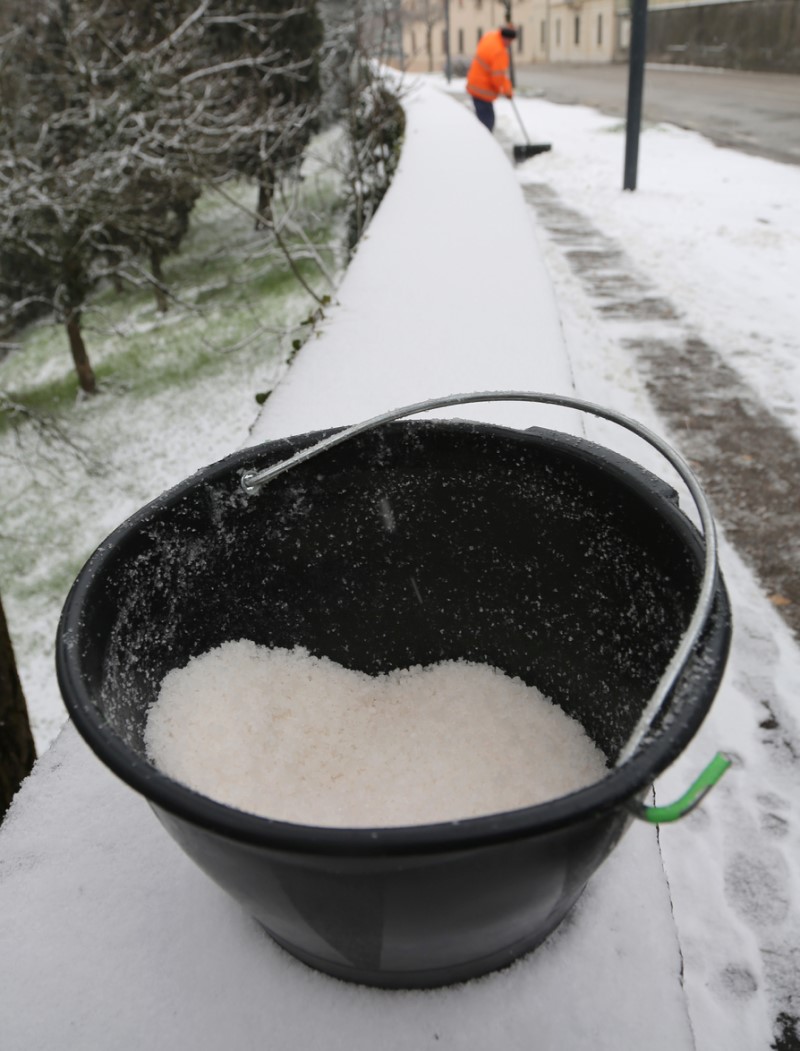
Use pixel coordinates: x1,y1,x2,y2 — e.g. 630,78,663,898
145,641,607,827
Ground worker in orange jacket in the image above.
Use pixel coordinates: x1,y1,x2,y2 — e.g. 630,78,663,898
466,25,517,133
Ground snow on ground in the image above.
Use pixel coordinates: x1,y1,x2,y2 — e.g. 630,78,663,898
482,79,800,443
0,175,339,750
2,71,799,1050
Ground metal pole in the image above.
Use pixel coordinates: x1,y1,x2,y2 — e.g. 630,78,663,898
444,0,452,82
503,0,515,89
546,0,551,62
623,0,648,191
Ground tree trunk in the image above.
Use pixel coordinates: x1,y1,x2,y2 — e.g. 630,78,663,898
0,591,36,820
255,177,274,231
150,248,169,313
66,311,97,394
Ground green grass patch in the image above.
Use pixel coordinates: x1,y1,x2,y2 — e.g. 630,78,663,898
0,370,81,425
1,174,344,421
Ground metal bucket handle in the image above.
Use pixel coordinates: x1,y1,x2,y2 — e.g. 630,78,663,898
240,390,732,820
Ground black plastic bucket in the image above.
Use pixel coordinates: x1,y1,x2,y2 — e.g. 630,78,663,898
56,404,731,989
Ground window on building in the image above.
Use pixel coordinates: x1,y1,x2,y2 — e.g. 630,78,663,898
476,0,483,9
597,13,603,46
411,29,417,53
458,28,464,52
477,27,483,43
555,19,561,46
574,16,580,45
442,29,448,53
541,20,546,47
517,26,524,52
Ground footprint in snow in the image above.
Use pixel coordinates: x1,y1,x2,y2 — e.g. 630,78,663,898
724,850,791,928
711,963,759,1001
757,793,791,840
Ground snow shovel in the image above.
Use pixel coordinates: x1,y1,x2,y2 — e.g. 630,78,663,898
509,97,551,162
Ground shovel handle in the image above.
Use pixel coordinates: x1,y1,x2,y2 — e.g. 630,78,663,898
508,96,532,145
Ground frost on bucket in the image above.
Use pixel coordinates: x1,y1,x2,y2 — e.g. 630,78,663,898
144,642,609,827
56,411,731,988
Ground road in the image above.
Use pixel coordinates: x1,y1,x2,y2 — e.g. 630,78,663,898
513,63,800,167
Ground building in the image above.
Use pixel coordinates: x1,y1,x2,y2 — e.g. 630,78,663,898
397,0,800,73
398,0,627,72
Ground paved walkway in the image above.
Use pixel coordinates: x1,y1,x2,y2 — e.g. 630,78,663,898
516,176,800,644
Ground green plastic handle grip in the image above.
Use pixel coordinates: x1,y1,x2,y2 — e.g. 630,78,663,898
630,752,733,824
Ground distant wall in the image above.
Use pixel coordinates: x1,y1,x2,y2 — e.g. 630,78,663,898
646,0,800,73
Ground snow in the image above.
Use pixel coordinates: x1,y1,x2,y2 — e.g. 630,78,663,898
1,725,694,1051
247,80,574,441
2,72,800,1049
508,94,800,442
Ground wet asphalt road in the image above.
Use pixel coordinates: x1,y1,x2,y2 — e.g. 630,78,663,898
513,63,800,167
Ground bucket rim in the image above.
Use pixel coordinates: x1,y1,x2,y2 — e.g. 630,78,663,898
56,416,731,858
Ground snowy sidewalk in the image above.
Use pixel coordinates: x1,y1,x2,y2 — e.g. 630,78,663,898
0,80,695,1050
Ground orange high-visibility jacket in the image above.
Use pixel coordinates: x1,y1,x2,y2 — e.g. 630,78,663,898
467,30,513,103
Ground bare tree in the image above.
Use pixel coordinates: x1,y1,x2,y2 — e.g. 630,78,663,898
403,0,445,71
0,3,195,391
0,1,325,391
317,2,406,253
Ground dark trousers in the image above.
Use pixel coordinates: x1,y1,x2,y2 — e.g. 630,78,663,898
471,96,495,133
